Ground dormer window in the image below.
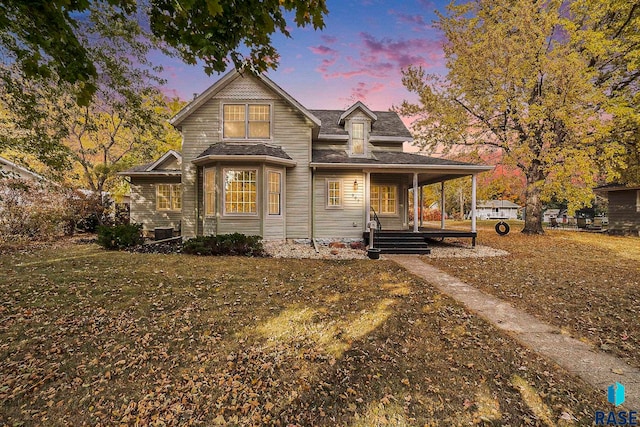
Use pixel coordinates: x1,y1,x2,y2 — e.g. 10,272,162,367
351,122,365,155
223,104,271,139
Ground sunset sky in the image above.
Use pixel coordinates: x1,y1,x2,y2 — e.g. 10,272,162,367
157,0,449,112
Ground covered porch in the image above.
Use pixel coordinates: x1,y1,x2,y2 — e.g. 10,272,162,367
310,150,492,252
362,167,489,251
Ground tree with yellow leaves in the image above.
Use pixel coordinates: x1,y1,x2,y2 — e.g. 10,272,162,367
398,0,636,234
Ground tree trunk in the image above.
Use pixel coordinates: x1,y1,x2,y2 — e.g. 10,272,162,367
522,166,545,234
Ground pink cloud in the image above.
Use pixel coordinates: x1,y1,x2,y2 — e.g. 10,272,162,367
321,35,338,44
417,0,435,11
359,32,443,70
350,81,386,100
308,45,338,56
387,9,428,31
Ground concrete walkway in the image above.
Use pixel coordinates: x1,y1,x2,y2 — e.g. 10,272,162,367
390,255,640,410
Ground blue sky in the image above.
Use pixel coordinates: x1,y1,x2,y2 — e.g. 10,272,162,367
158,0,449,111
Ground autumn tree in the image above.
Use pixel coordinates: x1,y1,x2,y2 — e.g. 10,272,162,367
0,0,327,105
571,0,640,185
1,3,182,192
398,0,623,234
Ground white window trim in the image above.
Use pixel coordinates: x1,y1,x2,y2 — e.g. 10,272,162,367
349,120,368,157
204,167,216,217
326,179,343,209
370,184,398,216
156,183,181,212
221,102,273,141
266,169,283,217
222,167,259,217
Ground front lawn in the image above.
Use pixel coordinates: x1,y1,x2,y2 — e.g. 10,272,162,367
425,222,640,369
0,241,606,425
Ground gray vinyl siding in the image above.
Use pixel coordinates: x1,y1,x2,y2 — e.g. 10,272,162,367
179,74,311,238
608,190,640,234
129,177,182,234
274,99,312,238
313,170,365,239
180,108,219,237
370,174,407,230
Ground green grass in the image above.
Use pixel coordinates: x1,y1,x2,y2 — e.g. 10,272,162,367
0,241,607,425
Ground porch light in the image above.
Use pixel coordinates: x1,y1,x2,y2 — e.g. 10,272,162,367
353,179,358,191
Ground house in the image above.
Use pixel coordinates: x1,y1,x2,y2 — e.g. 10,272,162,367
120,71,492,248
594,184,640,236
0,156,47,182
476,200,520,220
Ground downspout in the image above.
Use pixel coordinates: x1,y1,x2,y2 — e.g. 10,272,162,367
311,166,315,241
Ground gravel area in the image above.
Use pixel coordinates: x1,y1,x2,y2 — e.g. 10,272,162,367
263,240,508,259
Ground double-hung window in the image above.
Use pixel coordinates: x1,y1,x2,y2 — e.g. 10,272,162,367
268,171,282,215
204,168,215,216
223,104,271,139
351,122,365,155
327,180,342,208
156,184,181,211
370,185,397,215
224,169,257,214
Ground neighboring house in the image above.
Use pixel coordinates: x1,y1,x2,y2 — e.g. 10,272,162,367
476,200,520,220
0,156,47,182
594,184,640,236
121,71,491,241
543,209,560,224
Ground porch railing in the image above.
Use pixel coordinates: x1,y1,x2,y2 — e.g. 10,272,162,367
371,208,382,231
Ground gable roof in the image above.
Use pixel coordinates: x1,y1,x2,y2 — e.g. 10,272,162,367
338,101,378,125
145,149,182,171
119,150,182,177
169,70,321,129
311,110,412,141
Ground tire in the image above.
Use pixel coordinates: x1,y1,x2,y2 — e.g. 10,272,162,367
495,221,510,236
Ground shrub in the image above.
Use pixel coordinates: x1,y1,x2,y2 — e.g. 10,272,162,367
183,233,265,256
0,178,69,239
96,223,143,250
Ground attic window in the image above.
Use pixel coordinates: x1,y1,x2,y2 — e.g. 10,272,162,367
351,122,365,155
223,104,271,139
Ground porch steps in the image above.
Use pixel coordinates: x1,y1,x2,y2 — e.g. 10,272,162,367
373,232,431,255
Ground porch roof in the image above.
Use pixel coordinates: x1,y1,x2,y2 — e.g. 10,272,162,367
311,149,492,181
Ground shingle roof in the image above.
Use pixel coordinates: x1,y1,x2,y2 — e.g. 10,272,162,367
312,149,478,166
197,142,293,160
310,110,412,139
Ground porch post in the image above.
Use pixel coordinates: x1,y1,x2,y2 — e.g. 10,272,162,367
419,185,423,227
365,171,371,228
440,181,446,230
413,173,419,232
471,174,477,233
